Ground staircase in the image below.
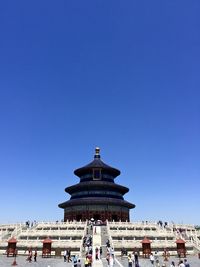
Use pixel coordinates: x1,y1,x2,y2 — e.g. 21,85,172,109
80,222,92,257
100,225,110,258
92,225,103,267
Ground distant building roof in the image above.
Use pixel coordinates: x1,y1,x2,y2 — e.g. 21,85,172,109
42,237,52,243
141,237,152,244
176,238,185,244
8,237,17,243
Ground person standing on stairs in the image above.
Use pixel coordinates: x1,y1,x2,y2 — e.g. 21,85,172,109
95,247,99,260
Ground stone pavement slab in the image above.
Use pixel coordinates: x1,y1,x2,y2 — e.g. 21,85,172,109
114,255,200,267
1,255,200,267
93,259,103,267
0,256,105,267
0,255,81,267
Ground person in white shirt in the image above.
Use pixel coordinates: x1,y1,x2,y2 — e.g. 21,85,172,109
178,260,185,267
63,249,67,262
150,253,155,265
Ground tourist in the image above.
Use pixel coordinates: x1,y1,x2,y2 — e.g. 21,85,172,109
84,256,89,267
121,247,127,256
155,259,160,267
13,248,17,258
178,250,181,259
150,252,155,265
106,253,110,266
178,260,185,267
95,247,99,260
88,254,92,267
128,254,133,267
109,255,114,267
106,239,110,248
131,252,135,264
67,248,72,262
34,249,37,262
184,259,190,267
154,251,158,260
77,259,82,267
100,246,102,258
134,251,139,266
110,247,115,258
72,255,78,267
63,249,67,262
27,249,32,262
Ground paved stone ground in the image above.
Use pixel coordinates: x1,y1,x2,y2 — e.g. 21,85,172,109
1,255,200,267
0,255,83,267
111,255,200,267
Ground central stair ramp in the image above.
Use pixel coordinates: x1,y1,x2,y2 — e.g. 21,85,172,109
92,225,103,267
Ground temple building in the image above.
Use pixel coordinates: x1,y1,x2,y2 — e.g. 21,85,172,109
58,148,135,222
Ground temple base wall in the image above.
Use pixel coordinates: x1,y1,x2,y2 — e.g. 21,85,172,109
64,204,130,222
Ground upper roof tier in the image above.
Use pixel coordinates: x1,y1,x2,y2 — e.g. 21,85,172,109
74,147,121,178
65,181,129,195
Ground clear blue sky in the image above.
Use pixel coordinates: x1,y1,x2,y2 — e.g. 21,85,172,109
0,1,199,225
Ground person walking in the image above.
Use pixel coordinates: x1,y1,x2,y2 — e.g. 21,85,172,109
77,259,82,267
95,247,99,260
100,246,102,258
34,249,37,262
28,249,32,262
109,255,114,267
178,260,185,267
63,249,67,262
150,253,155,265
134,251,139,266
72,255,78,267
84,256,89,267
128,254,133,267
106,253,110,267
184,259,190,267
67,249,72,262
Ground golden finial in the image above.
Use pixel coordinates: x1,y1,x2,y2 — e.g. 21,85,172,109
95,147,100,155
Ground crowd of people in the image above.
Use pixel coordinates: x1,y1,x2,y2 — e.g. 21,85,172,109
63,249,82,267
82,221,94,267
25,220,37,228
127,251,139,267
26,247,37,262
63,248,72,263
105,238,115,267
125,250,191,267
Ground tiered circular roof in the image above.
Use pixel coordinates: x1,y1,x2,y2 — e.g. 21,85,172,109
58,147,135,212
74,147,120,178
65,181,129,194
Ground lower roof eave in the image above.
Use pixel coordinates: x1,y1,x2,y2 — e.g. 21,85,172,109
58,198,135,209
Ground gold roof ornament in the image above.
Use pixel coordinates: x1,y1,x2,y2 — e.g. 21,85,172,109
95,147,100,156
